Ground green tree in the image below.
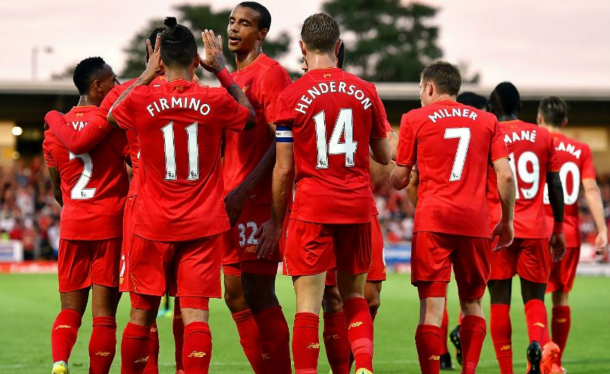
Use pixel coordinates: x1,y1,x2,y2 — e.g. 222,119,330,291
323,0,443,82
120,5,291,78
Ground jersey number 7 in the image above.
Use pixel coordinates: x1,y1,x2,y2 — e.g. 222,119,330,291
444,127,471,182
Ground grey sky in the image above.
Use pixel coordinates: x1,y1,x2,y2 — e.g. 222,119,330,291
1,0,609,88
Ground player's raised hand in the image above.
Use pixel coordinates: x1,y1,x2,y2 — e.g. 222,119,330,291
492,220,514,251
200,30,226,73
253,219,282,259
550,232,567,262
140,33,163,84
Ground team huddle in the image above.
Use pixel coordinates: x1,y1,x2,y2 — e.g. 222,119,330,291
41,2,606,374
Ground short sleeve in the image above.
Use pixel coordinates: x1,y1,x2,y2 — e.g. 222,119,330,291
213,88,250,132
42,133,56,168
260,65,292,125
109,90,136,131
581,143,596,180
396,114,417,167
370,86,388,140
273,92,296,128
546,135,559,172
490,119,509,163
99,85,122,117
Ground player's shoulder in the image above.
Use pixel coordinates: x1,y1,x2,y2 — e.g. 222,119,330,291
252,54,290,79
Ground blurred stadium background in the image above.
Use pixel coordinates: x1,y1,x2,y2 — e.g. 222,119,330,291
1,0,609,373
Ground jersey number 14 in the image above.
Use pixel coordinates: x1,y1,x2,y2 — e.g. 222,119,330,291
313,109,358,169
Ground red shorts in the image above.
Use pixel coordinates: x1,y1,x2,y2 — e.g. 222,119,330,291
126,234,223,298
119,195,137,292
284,219,372,277
57,238,122,293
411,232,491,300
547,246,580,293
489,238,551,284
222,204,282,276
324,215,386,286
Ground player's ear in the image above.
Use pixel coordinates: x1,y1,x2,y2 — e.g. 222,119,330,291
334,39,342,58
561,117,568,128
299,40,306,57
258,27,268,41
536,113,543,125
427,81,435,97
193,54,200,69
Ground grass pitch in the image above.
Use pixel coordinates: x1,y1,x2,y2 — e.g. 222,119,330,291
1,273,609,373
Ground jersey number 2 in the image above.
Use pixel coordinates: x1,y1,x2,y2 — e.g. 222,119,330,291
313,109,358,169
69,152,96,199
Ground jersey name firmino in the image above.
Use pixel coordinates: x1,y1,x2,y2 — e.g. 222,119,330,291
294,81,373,114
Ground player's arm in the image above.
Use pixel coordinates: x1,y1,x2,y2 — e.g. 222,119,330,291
370,138,391,165
388,130,398,161
200,30,256,130
492,158,516,250
254,138,295,259
406,168,419,206
583,178,608,253
391,165,412,190
48,167,63,207
108,35,163,128
547,171,567,262
45,109,111,155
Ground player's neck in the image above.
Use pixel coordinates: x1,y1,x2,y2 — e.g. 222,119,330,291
164,68,193,83
77,95,99,107
235,47,263,70
304,53,336,72
497,114,519,122
540,123,561,133
430,94,456,104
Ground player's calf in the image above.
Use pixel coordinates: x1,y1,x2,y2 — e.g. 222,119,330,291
180,298,212,374
121,293,160,374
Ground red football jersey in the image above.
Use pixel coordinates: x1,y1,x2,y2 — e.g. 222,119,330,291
224,54,292,204
43,106,130,240
544,132,596,247
397,100,508,238
491,120,559,239
111,79,250,241
274,68,387,224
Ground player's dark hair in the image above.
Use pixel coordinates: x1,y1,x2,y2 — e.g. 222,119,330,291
237,2,271,30
146,26,167,62
336,42,346,69
489,82,521,117
539,96,568,127
301,13,340,54
420,61,461,96
160,17,197,69
73,57,107,95
457,92,487,110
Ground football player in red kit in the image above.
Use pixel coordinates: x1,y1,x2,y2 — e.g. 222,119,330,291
538,96,607,372
107,18,256,374
43,57,129,374
487,83,566,374
257,13,391,374
392,61,516,374
44,27,174,374
220,3,293,373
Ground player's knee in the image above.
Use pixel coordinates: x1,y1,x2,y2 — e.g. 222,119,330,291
488,279,512,305
322,288,343,313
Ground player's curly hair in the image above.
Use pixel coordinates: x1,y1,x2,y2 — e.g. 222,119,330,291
238,2,271,30
421,60,461,96
488,82,521,118
160,17,197,68
301,13,340,53
73,57,107,95
457,92,487,110
539,96,568,127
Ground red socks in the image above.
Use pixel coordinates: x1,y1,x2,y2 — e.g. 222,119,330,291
173,303,185,372
344,297,374,372
323,311,350,374
51,308,82,363
490,304,513,374
121,322,151,374
182,322,212,374
524,300,550,346
232,309,265,374
254,305,292,374
460,316,486,374
89,316,116,374
440,305,449,355
551,306,571,364
415,324,442,374
293,312,320,374
143,323,159,373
